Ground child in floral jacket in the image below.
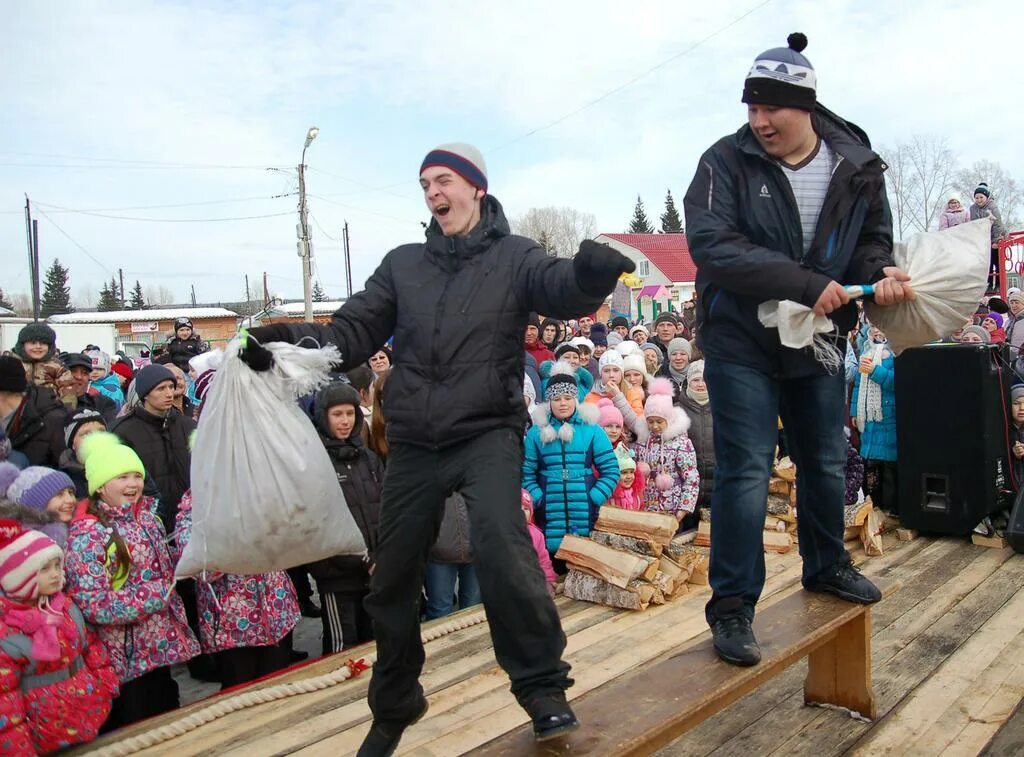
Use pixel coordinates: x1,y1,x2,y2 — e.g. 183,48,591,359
174,490,300,689
63,433,199,730
632,378,700,528
0,519,118,755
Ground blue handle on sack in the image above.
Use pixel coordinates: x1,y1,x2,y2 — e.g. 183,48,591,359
844,284,875,299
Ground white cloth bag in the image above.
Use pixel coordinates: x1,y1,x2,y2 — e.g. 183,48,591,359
177,338,366,577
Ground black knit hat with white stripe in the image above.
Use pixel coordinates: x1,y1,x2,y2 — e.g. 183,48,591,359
742,33,816,112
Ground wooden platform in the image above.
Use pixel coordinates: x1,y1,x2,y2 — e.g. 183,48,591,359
79,535,1024,756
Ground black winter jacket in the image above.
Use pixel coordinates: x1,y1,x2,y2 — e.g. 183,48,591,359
111,406,196,530
165,335,205,371
679,393,715,509
285,196,608,449
683,106,894,377
7,386,66,467
310,388,384,596
74,391,118,425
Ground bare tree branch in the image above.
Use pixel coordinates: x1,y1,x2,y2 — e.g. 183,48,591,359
511,206,597,258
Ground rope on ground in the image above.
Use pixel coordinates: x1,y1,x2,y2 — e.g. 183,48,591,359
81,609,490,756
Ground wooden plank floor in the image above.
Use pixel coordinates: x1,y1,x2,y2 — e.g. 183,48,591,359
80,536,1023,757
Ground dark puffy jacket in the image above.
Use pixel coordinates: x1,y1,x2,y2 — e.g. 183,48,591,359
310,384,383,596
679,394,715,509
7,386,66,467
165,335,205,371
683,105,894,378
74,391,118,425
111,406,196,530
284,195,608,449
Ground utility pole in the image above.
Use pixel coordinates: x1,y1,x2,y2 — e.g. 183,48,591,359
263,271,269,306
119,268,126,309
343,221,353,298
190,284,197,307
244,274,251,304
24,196,41,321
297,126,319,323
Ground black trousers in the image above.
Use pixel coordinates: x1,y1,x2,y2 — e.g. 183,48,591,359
215,638,292,689
321,591,374,655
287,565,315,604
866,459,899,516
365,428,572,722
101,665,179,732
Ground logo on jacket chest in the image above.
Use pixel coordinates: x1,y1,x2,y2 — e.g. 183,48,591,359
759,184,772,199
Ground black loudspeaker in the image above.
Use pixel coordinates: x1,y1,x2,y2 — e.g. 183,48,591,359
895,344,1012,535
1007,487,1024,553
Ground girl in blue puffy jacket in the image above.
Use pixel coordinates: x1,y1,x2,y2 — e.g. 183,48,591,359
851,325,898,514
522,361,620,560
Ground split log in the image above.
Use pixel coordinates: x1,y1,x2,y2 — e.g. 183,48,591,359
843,499,873,528
763,530,794,554
563,570,648,611
767,495,791,517
699,507,712,523
590,530,662,558
652,570,675,597
555,535,651,589
896,528,918,542
768,477,792,496
594,506,678,545
689,559,710,586
860,507,884,556
773,459,796,482
764,516,787,532
658,555,687,582
843,526,860,542
789,486,798,507
672,582,690,599
694,520,711,547
971,533,1008,549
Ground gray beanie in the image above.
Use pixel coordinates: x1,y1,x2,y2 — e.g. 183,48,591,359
668,338,692,357
961,325,991,343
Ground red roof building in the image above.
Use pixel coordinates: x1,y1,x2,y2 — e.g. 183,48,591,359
594,233,697,320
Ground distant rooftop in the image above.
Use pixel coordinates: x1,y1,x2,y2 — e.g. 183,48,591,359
48,307,239,324
267,300,346,316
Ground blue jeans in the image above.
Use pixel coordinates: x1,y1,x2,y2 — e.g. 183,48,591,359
704,360,847,623
423,561,481,620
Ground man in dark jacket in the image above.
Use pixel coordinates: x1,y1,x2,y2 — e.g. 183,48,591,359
311,382,383,656
111,364,196,530
0,356,66,467
647,312,679,359
683,34,911,668
165,317,206,371
58,353,118,424
243,142,634,754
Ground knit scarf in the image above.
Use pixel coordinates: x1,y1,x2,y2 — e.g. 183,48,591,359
4,592,68,662
686,385,709,405
855,343,885,432
668,365,689,385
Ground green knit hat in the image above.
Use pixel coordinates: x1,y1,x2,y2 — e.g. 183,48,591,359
79,432,146,495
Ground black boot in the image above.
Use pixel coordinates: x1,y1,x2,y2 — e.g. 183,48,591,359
710,597,760,667
357,698,428,757
805,558,881,604
525,692,579,741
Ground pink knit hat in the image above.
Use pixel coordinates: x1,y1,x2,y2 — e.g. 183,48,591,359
0,520,63,601
597,398,624,427
644,378,675,421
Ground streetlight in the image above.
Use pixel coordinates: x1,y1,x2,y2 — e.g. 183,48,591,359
298,126,319,322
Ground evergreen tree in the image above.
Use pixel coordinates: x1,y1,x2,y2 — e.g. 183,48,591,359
97,278,122,311
0,288,13,310
660,190,683,233
628,195,654,234
40,259,75,317
129,280,146,309
311,281,328,302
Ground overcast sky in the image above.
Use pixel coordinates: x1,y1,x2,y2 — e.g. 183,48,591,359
3,0,1020,306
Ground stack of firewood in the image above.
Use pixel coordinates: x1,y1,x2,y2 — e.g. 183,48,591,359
556,506,704,611
693,458,797,555
843,496,884,556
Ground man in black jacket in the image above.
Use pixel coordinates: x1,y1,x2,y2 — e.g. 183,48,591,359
111,364,196,531
243,143,633,754
58,353,118,424
0,356,66,467
683,34,912,668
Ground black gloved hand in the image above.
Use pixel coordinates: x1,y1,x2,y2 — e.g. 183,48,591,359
573,240,636,296
239,324,293,372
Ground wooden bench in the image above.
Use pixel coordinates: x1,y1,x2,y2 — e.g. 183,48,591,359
475,579,898,756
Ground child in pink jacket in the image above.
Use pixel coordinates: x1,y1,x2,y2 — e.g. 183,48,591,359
610,449,646,511
521,490,556,591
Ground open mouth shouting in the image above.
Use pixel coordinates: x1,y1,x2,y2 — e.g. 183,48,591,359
434,202,451,218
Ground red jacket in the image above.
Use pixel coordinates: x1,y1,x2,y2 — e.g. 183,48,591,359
0,593,119,755
525,340,554,365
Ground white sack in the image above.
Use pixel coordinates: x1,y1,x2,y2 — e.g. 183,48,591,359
865,218,991,354
177,338,366,577
758,299,844,373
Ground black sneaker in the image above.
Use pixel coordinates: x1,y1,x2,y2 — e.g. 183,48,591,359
805,558,882,604
711,608,761,667
300,599,323,618
526,692,579,741
357,698,429,757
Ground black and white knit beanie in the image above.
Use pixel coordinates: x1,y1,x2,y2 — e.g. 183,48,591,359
742,33,817,112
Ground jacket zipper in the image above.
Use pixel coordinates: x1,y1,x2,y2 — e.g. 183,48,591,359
459,264,495,315
560,433,571,537
427,253,455,449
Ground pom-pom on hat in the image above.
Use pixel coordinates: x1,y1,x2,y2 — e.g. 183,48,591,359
79,432,146,495
545,361,579,402
742,33,817,112
419,143,488,192
0,519,63,601
615,341,641,358
597,398,624,428
0,462,21,499
589,323,608,347
6,467,74,512
644,378,676,421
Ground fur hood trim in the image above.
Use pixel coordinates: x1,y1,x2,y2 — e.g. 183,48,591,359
531,401,601,445
634,406,691,445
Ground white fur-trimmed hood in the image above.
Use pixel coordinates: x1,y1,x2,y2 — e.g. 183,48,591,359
634,406,691,446
531,401,600,444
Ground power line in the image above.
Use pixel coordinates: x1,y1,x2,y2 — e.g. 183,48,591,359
29,209,294,223
0,151,287,171
33,194,296,214
310,214,339,241
489,0,774,152
308,194,422,226
33,207,115,275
